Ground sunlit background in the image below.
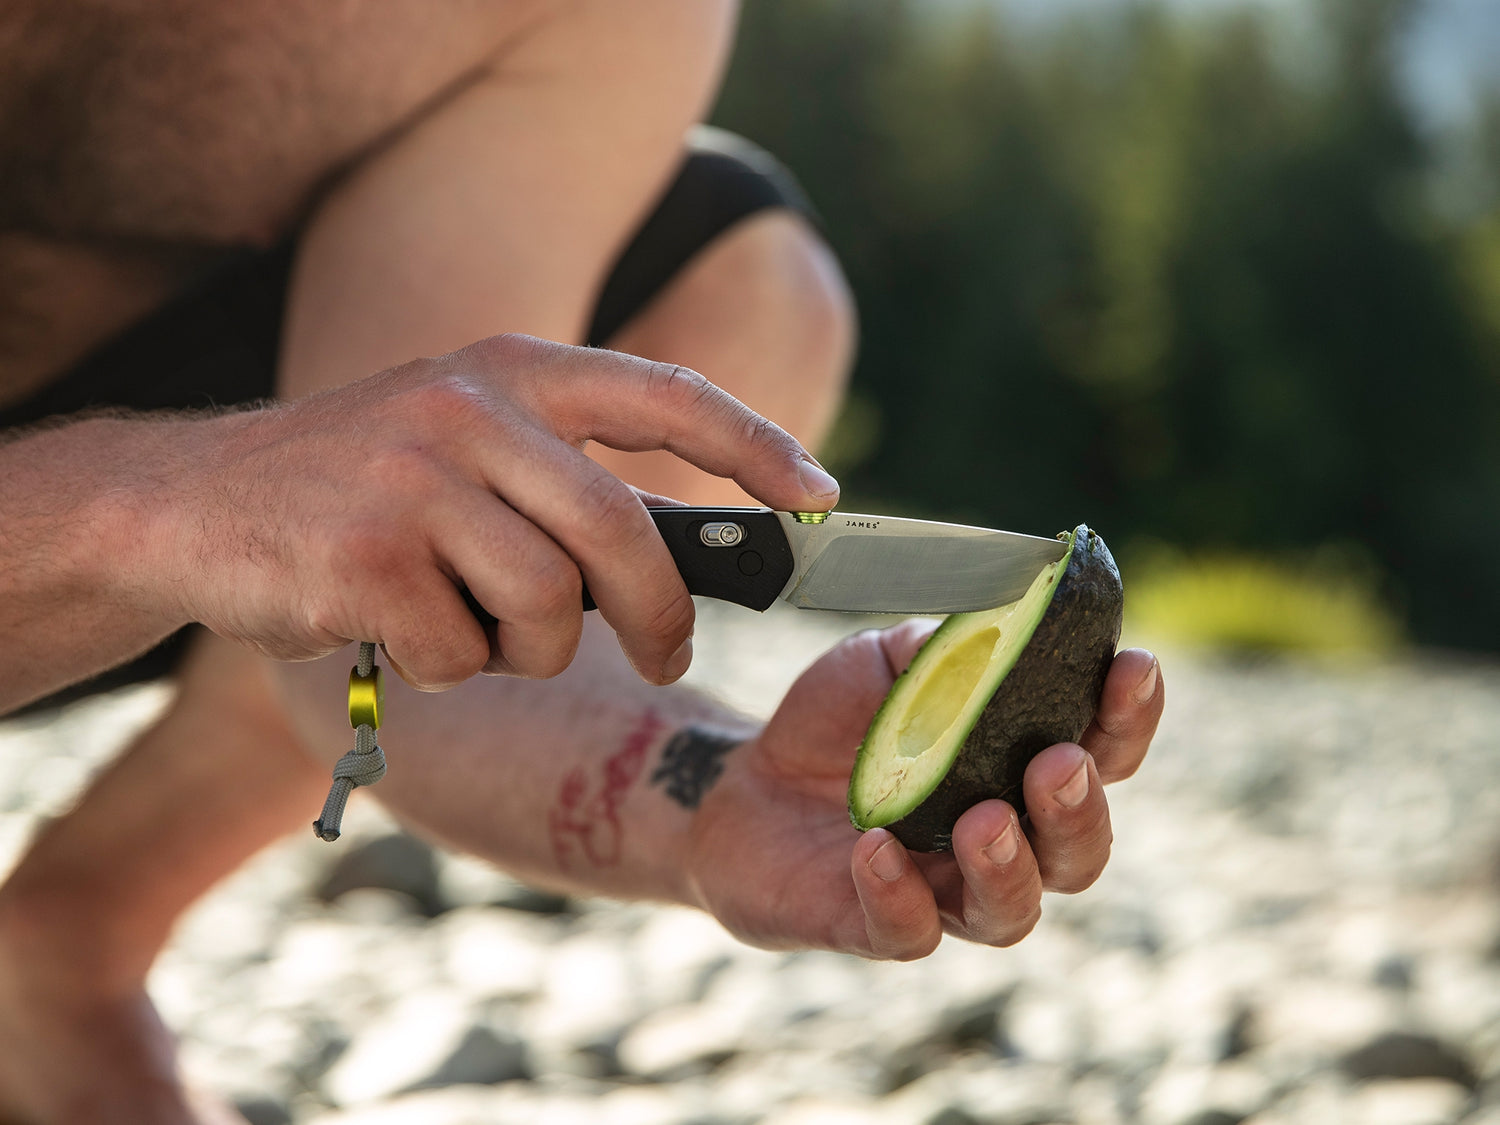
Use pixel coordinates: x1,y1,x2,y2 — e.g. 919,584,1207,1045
713,0,1500,658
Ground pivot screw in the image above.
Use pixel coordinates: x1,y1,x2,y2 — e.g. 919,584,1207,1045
700,522,745,546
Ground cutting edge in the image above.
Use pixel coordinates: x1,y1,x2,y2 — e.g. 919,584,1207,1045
773,511,1068,614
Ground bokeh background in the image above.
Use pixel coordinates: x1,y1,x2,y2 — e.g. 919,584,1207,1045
4,2,1500,1123
712,0,1500,658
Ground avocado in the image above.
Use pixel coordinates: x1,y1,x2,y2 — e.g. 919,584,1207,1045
847,525,1123,852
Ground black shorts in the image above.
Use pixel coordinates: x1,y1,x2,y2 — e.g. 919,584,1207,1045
4,127,816,709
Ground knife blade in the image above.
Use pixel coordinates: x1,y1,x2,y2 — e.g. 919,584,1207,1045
621,507,1068,614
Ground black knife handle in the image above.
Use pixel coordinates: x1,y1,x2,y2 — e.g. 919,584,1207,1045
582,507,796,612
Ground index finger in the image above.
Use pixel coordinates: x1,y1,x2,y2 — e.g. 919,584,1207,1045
478,335,841,512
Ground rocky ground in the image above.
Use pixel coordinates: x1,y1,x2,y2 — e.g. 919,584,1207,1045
3,603,1500,1125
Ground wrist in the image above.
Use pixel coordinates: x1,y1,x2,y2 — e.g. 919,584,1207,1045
118,407,278,633
640,717,761,907
542,702,760,907
94,411,237,630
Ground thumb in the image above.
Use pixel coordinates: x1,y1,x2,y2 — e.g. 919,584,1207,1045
877,618,941,679
775,623,936,768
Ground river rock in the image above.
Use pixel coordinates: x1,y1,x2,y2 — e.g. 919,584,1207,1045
315,833,445,917
1345,1078,1473,1125
321,990,522,1105
5,610,1500,1125
1338,1030,1479,1088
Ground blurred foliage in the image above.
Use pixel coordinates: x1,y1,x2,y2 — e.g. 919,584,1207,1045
1124,544,1403,655
713,0,1500,651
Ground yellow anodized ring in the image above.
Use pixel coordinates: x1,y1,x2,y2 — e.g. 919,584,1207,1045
348,665,385,730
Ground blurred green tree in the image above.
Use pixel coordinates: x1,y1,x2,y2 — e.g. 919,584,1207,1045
713,0,1500,651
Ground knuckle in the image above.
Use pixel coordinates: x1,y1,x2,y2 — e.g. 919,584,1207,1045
993,906,1044,948
888,927,943,962
649,361,713,403
1097,704,1155,746
402,372,492,432
298,607,349,655
638,590,696,653
1080,723,1146,786
739,409,787,453
566,476,662,567
645,362,727,423
394,627,487,692
735,408,803,475
575,470,645,533
436,634,492,689
1046,833,1113,895
512,625,583,681
871,898,943,962
961,882,1028,944
1100,750,1146,784
525,563,585,625
455,331,541,370
536,644,581,680
295,567,353,631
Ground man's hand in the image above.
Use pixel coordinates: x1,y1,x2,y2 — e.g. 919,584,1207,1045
684,622,1163,960
159,334,838,690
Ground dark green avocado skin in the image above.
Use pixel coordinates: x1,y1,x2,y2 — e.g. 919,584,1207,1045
887,525,1123,853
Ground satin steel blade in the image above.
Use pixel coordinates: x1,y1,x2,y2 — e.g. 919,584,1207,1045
774,512,1068,613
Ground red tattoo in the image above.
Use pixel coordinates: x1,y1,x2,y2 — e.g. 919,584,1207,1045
549,709,666,869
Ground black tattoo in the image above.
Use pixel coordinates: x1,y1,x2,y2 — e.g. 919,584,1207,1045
649,727,744,809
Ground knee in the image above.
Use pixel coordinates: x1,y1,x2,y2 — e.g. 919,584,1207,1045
602,205,857,451
734,210,858,392
691,210,858,427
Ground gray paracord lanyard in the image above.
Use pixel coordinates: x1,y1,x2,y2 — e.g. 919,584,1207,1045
313,641,387,842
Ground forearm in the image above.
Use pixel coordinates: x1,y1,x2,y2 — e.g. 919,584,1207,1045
274,616,759,905
0,414,206,713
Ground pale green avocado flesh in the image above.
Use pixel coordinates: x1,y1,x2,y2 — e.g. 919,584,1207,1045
848,533,1076,830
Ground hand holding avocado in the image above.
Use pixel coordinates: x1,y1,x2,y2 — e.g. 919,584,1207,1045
683,621,1163,960
851,525,1124,851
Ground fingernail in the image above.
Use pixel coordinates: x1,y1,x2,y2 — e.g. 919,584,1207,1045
660,635,693,683
868,836,906,882
1054,759,1090,809
1131,657,1159,706
983,820,1019,867
797,458,840,499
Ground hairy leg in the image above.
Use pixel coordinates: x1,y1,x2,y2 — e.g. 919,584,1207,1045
0,632,326,1124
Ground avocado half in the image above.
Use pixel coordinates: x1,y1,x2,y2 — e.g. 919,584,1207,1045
847,525,1123,852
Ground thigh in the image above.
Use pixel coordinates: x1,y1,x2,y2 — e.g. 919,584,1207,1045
279,0,740,396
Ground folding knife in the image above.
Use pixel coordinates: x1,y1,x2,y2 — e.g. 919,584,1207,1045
623,507,1069,614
